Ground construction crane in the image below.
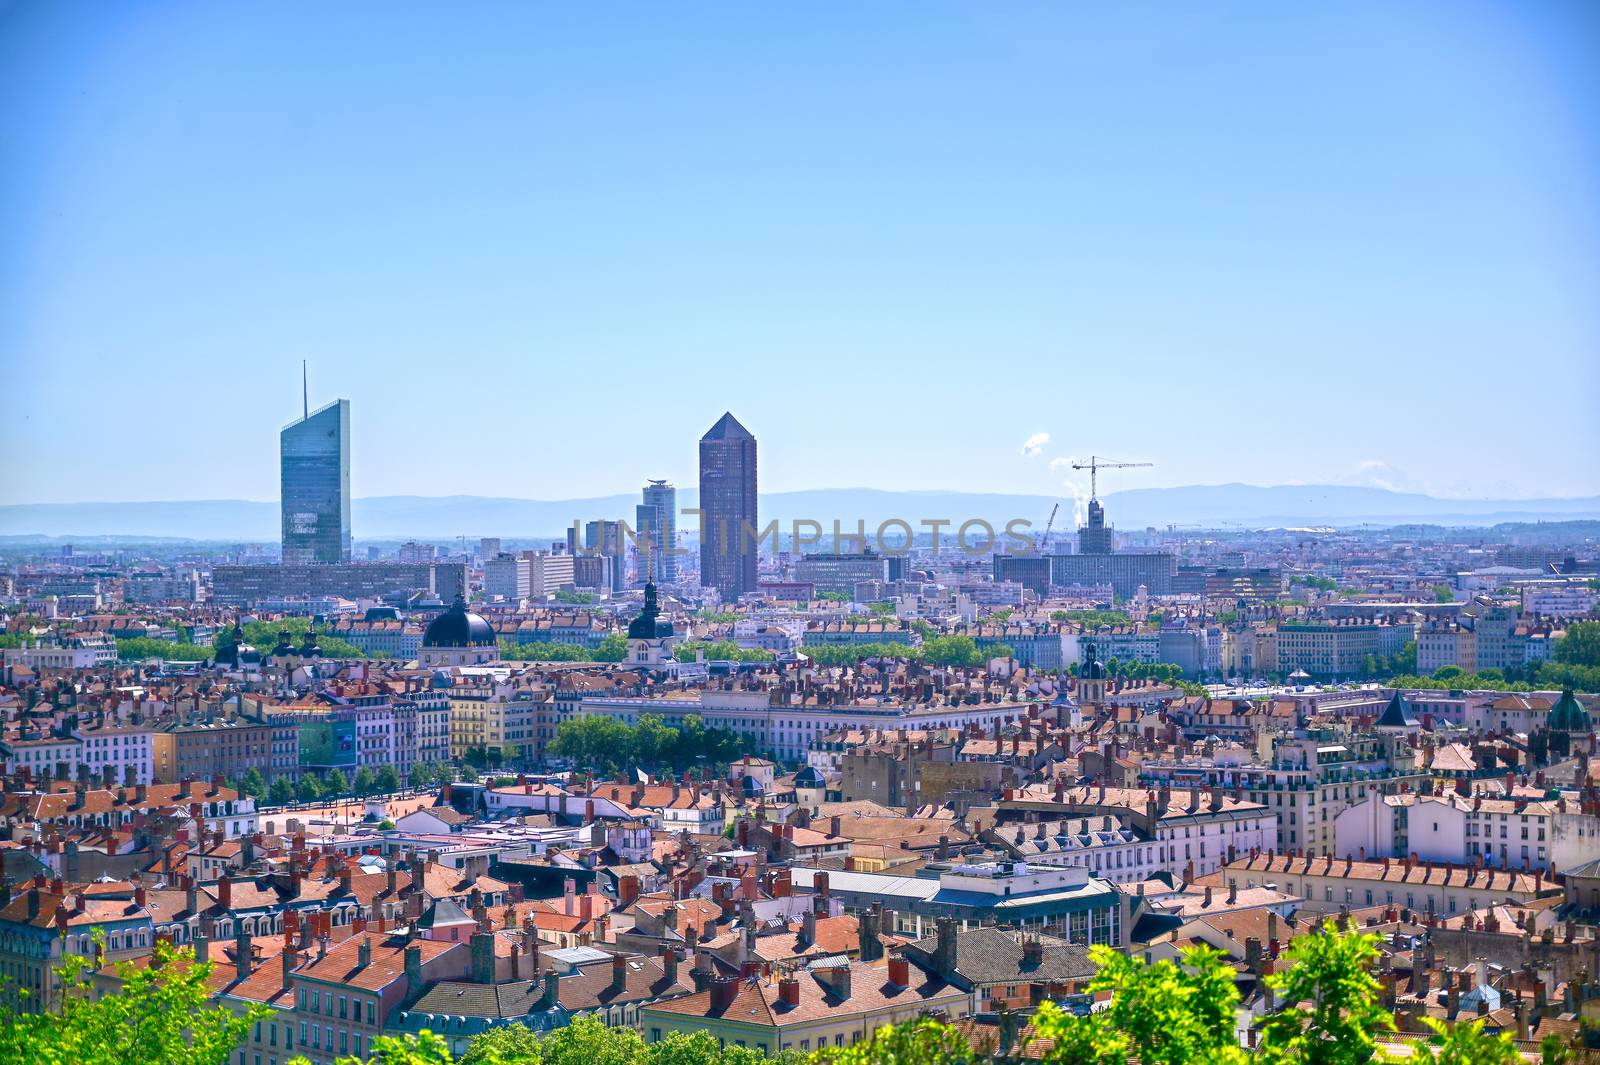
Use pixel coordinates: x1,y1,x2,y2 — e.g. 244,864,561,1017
1070,455,1153,500
1036,502,1058,555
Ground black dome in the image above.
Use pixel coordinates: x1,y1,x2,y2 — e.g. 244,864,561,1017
423,597,497,648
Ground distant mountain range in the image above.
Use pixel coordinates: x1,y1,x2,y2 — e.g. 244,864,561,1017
2,484,1598,542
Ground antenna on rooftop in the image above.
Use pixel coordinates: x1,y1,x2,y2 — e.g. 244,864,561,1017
302,360,309,419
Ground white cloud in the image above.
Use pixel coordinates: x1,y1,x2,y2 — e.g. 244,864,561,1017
1047,457,1073,470
1020,432,1050,458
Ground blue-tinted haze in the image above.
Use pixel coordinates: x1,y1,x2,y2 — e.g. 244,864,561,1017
2,1,1596,504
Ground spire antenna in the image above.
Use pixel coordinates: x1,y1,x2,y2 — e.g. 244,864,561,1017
302,360,309,419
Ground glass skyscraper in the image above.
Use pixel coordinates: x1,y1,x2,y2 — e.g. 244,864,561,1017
698,412,757,600
280,399,351,564
636,479,677,585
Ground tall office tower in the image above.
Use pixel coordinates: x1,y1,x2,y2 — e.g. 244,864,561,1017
280,397,351,564
636,480,678,585
584,519,628,594
698,412,758,601
1077,498,1114,555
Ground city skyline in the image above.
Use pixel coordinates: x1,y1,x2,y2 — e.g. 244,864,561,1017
4,3,1598,505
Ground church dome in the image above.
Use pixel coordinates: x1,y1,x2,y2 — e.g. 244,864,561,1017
423,597,496,648
627,583,675,641
1550,689,1591,733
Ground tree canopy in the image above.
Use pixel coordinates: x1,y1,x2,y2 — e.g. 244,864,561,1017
549,713,744,775
0,938,262,1065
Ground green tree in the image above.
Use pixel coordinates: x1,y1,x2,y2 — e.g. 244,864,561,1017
324,769,350,797
238,767,268,801
116,637,214,662
1540,1031,1575,1065
497,639,589,662
1408,1016,1519,1065
921,635,985,667
295,774,323,803
524,1014,644,1065
353,766,377,796
1555,621,1600,668
293,1030,454,1065
1051,609,1133,627
1257,923,1394,1065
809,1017,975,1065
801,641,919,666
0,937,264,1065
817,591,851,602
631,714,679,768
675,640,773,663
268,775,295,805
593,632,629,662
460,1022,543,1065
550,715,634,773
1433,584,1456,603
1032,943,1248,1065
219,618,367,659
409,762,435,789
375,764,402,794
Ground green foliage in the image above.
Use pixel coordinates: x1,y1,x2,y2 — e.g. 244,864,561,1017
675,640,773,663
1291,575,1340,592
1050,609,1133,627
550,713,742,775
809,1017,976,1065
0,937,264,1065
1555,621,1600,669
695,610,742,624
989,608,1013,623
353,766,376,796
238,767,267,801
459,1021,546,1065
801,641,919,666
921,635,987,666
410,761,447,789
816,591,851,602
553,590,597,604
218,618,367,659
459,1018,802,1065
1032,942,1248,1065
324,769,350,796
1216,611,1239,625
1433,584,1456,603
1146,609,1165,624
268,775,295,805
867,601,897,618
294,1030,454,1065
1257,923,1393,1065
295,774,323,803
1407,1016,1519,1065
1540,1032,1574,1065
375,764,402,794
497,639,590,661
116,637,213,661
592,632,629,662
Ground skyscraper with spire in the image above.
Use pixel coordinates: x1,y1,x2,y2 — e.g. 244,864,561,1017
698,412,757,600
280,370,351,564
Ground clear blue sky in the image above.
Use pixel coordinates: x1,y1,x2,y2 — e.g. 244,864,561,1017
3,1,1596,505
